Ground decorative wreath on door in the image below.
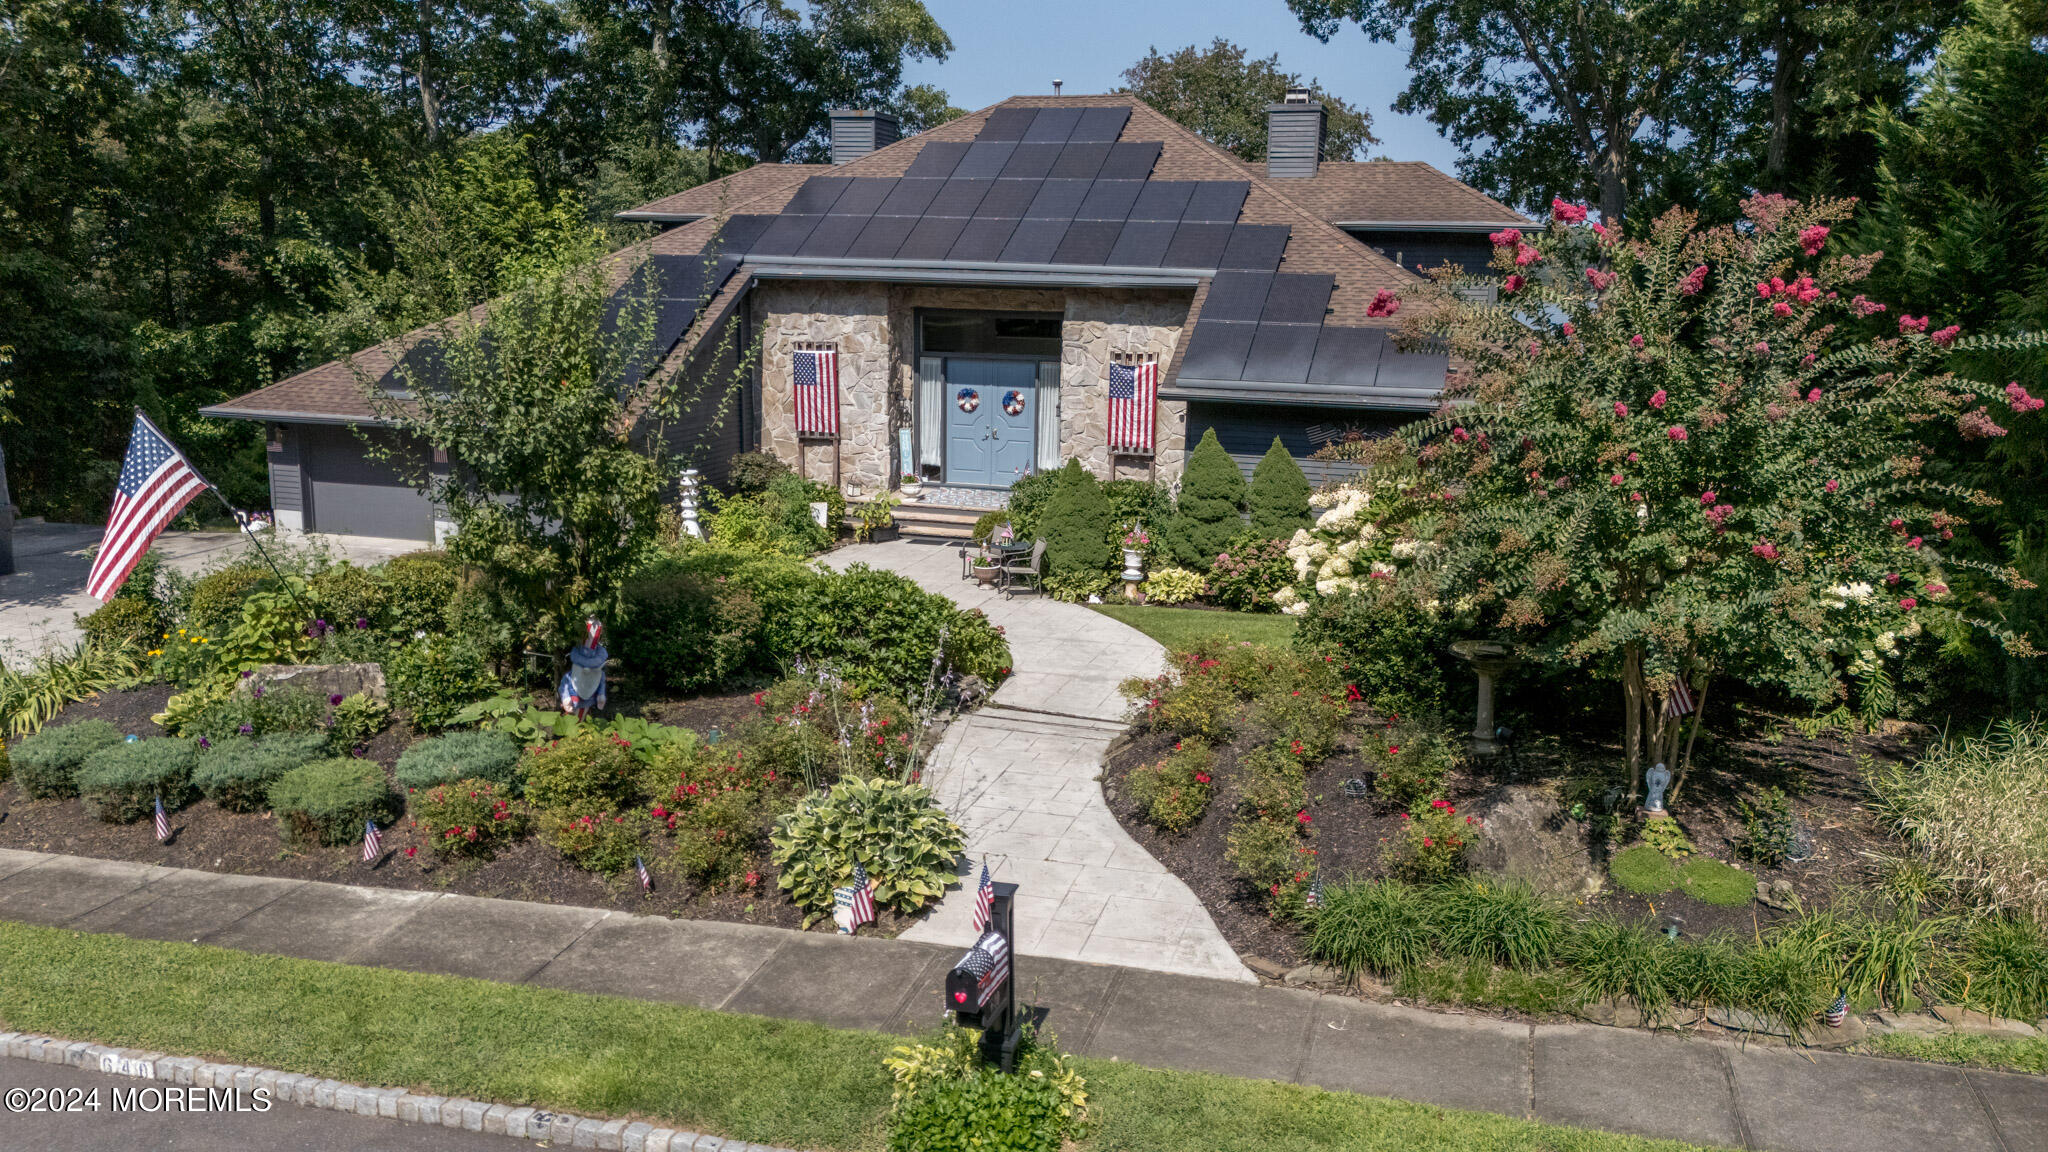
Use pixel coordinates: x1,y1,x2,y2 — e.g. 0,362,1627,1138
955,388,980,413
1001,390,1027,416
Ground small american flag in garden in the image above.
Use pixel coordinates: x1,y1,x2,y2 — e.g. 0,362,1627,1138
792,345,840,437
970,859,995,934
956,929,1011,1009
86,411,214,601
153,795,170,844
1306,876,1324,910
635,855,653,894
362,820,382,862
1825,990,1848,1028
1664,679,1696,718
1107,354,1158,455
849,862,876,928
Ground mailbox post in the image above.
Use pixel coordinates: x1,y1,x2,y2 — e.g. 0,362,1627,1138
944,880,1020,1072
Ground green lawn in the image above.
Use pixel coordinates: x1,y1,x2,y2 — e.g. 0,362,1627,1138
1090,603,1299,651
1867,1031,2048,1075
0,921,1713,1152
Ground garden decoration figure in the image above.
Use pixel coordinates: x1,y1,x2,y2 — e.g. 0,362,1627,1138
559,618,609,719
677,469,704,540
1644,760,1672,815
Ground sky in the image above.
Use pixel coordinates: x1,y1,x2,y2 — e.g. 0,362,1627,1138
897,0,1461,171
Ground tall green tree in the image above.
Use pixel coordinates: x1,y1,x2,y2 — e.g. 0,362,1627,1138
1169,429,1247,568
1117,39,1375,161
1248,437,1312,538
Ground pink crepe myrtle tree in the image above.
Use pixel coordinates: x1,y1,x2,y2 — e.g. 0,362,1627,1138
1379,194,2048,802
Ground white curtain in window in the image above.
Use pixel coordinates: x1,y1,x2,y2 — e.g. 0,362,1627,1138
1035,360,1061,473
917,356,945,470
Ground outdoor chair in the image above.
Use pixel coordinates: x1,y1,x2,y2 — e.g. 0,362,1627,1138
999,539,1046,598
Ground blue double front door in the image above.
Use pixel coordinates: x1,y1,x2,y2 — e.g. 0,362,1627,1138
943,359,1037,488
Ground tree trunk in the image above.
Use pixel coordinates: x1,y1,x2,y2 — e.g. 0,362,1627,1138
1596,132,1629,225
1622,642,1645,803
1765,17,1805,184
416,0,441,145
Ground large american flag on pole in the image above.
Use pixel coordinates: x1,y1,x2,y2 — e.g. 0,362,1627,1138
85,411,213,601
793,345,840,437
1107,355,1158,455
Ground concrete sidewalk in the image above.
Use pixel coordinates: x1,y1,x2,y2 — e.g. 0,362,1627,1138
1,848,2041,1152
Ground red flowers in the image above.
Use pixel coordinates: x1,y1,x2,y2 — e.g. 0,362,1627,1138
1297,810,1312,824
1551,198,1588,223
1825,479,1839,493
1610,473,1624,486
1503,274,1526,293
1799,224,1829,255
1900,598,1918,611
2007,383,2046,412
1613,401,1630,417
1488,227,1523,248
1667,425,1688,441
1586,267,1615,291
1194,772,1211,784
1451,427,1470,444
1367,289,1401,318
1514,243,1543,267
1678,265,1708,296
1899,314,1930,334
1561,322,1576,338
1629,335,1644,349
1931,325,1961,347
1851,295,1887,316
1807,388,1822,403
1752,539,1780,561
1650,389,1668,409
1773,301,1793,317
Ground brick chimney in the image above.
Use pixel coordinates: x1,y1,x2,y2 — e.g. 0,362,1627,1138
1265,87,1325,179
829,109,900,164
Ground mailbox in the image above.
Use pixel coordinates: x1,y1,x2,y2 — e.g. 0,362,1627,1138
944,880,1020,1071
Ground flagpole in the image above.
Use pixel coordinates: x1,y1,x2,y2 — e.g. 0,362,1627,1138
138,408,313,621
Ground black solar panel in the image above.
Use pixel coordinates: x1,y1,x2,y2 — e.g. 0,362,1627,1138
649,295,700,354
876,178,944,217
1261,274,1336,323
1219,224,1290,270
947,216,1021,262
1376,342,1452,390
712,215,776,255
1052,220,1122,264
749,213,823,256
1023,107,1083,142
1162,222,1234,268
1307,326,1387,386
1076,180,1143,221
998,142,1063,180
1130,181,1196,222
904,141,970,179
973,178,1041,219
1106,220,1176,266
927,179,993,218
845,214,919,258
1176,321,1255,381
1243,322,1319,384
998,217,1070,263
1098,141,1162,180
1200,271,1275,322
1069,106,1132,143
976,107,1038,141
795,213,870,258
954,140,1018,180
648,252,707,297
826,178,898,217
896,215,970,260
784,176,851,215
1182,181,1249,223
1047,142,1112,180
1024,179,1091,219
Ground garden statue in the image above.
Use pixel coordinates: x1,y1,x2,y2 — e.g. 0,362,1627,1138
1448,640,1518,754
1644,761,1672,815
559,618,609,719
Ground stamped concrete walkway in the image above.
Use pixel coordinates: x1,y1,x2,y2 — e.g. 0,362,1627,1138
824,539,1254,983
1,848,2044,1152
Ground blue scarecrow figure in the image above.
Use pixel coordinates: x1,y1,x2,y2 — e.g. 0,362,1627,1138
559,617,609,719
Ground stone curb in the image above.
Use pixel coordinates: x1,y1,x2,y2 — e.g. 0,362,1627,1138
0,1031,802,1152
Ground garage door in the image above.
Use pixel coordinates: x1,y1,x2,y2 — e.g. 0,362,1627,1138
300,425,436,540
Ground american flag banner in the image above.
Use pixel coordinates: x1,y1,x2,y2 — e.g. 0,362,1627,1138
849,862,876,929
970,859,995,934
1106,354,1158,455
153,795,170,844
85,411,214,602
635,855,653,894
1306,876,1324,911
952,929,1011,1010
362,820,383,863
1825,990,1848,1028
1663,678,1696,719
792,344,840,437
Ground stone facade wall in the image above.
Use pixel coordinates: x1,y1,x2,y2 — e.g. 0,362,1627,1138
751,280,1194,492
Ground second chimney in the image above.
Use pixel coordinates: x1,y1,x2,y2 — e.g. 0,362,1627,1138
830,109,900,164
1265,87,1326,179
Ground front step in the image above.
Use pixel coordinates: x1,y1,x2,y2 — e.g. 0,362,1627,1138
894,502,986,540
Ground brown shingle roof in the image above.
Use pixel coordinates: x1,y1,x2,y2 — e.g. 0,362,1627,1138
617,164,834,222
1257,160,1529,227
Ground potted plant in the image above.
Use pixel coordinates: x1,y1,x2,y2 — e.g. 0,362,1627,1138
1121,525,1150,582
899,472,921,498
855,493,902,543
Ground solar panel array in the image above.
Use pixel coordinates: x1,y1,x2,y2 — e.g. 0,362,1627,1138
1179,268,1440,389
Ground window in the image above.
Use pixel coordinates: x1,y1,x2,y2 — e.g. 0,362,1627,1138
919,310,1062,357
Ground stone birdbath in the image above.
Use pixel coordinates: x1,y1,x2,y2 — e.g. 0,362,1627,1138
1448,640,1519,755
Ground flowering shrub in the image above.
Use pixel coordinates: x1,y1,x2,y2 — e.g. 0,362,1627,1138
412,778,529,859
669,787,764,890
1205,536,1293,612
1139,566,1206,605
1225,813,1314,894
541,806,653,874
1236,744,1308,820
748,672,919,789
521,730,639,811
1386,799,1473,883
1370,719,1460,811
1142,673,1235,745
1295,580,1451,716
1124,741,1215,833
1250,685,1349,762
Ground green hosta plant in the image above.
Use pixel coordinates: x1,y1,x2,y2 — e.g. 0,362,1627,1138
771,776,964,925
1140,566,1206,604
453,692,697,764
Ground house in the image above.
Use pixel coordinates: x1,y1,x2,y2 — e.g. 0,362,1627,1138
201,92,1527,541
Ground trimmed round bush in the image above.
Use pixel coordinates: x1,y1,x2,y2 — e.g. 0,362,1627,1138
522,730,638,811
395,730,523,792
192,733,331,812
76,738,199,823
268,759,402,847
181,564,269,637
80,596,162,651
379,553,459,636
309,563,389,631
385,637,496,729
12,719,123,799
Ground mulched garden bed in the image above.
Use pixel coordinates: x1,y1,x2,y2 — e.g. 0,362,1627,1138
1105,704,1915,989
0,685,927,936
